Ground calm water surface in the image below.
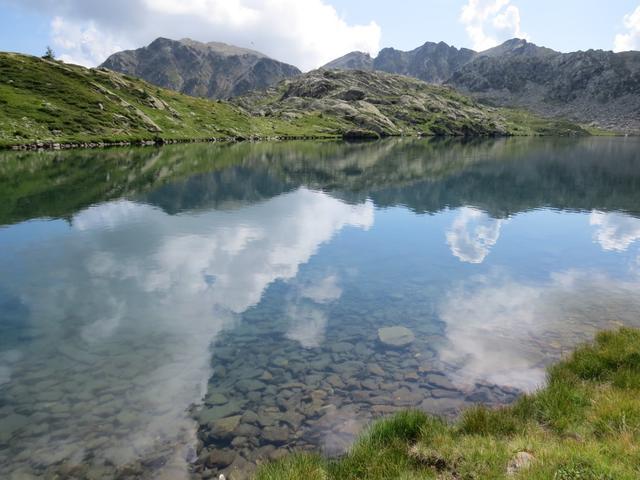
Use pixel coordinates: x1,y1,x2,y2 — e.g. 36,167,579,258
1,138,640,479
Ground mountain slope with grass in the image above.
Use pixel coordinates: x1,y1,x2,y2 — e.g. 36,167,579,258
0,52,353,146
0,53,588,148
257,327,640,479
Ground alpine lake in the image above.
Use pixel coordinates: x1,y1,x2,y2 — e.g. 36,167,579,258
1,137,640,479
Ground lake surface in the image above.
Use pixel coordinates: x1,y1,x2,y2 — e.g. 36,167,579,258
1,137,640,479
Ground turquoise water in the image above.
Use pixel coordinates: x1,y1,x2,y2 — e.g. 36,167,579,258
1,138,640,479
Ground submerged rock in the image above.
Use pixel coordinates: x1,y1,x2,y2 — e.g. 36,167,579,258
209,415,242,439
377,326,415,348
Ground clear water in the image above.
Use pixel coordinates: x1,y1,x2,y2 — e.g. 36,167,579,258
1,137,640,479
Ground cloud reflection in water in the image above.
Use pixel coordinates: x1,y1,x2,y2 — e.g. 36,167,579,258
446,207,504,264
0,188,374,477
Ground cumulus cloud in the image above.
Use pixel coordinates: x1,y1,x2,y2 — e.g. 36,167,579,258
0,187,373,475
8,0,381,69
590,211,640,251
460,0,529,51
285,273,344,348
285,304,329,348
299,273,342,304
614,5,640,52
438,270,640,392
445,207,504,264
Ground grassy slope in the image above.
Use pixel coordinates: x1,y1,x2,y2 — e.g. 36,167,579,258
0,53,590,147
0,53,345,147
257,328,640,479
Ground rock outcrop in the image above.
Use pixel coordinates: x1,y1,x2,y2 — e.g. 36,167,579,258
235,68,587,137
323,38,640,133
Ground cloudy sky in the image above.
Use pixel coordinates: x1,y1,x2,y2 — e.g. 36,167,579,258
0,0,638,70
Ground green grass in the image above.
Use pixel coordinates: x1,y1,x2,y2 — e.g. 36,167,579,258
256,328,640,480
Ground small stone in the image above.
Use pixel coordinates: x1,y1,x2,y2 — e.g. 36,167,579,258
377,326,415,348
425,373,456,391
241,410,259,424
272,357,289,368
262,426,290,445
367,364,385,376
404,372,419,382
234,379,266,393
507,451,535,475
206,393,229,406
326,374,345,389
206,449,236,469
209,415,242,439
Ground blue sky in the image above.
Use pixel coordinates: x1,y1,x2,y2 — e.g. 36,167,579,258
0,0,638,70
332,0,633,53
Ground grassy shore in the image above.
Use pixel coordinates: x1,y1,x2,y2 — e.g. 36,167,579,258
257,328,640,479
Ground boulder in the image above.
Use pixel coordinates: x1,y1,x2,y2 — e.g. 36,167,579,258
377,326,415,348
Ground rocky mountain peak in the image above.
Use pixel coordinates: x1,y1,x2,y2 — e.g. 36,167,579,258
479,38,558,58
100,37,300,99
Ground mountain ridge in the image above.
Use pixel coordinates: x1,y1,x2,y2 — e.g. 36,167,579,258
100,37,301,100
323,39,640,133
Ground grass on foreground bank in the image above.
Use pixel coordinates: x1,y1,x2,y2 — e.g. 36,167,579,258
257,328,640,479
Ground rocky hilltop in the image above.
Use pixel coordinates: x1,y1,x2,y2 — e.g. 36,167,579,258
324,39,640,133
100,37,301,99
450,39,640,133
235,68,587,137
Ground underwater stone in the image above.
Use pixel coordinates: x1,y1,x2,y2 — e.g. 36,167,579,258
209,415,242,439
377,326,415,348
234,379,266,393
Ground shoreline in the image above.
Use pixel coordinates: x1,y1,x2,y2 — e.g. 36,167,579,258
255,327,640,480
3,130,628,152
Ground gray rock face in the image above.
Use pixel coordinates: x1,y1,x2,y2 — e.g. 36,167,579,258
450,41,640,133
375,42,476,84
100,37,301,99
323,38,640,133
323,41,475,84
322,51,374,71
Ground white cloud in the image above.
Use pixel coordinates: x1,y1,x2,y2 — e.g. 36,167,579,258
285,304,329,348
614,5,640,52
590,211,640,251
460,0,529,51
299,273,342,303
438,270,640,392
445,207,504,264
285,273,343,348
15,0,381,69
0,187,373,475
50,16,127,66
